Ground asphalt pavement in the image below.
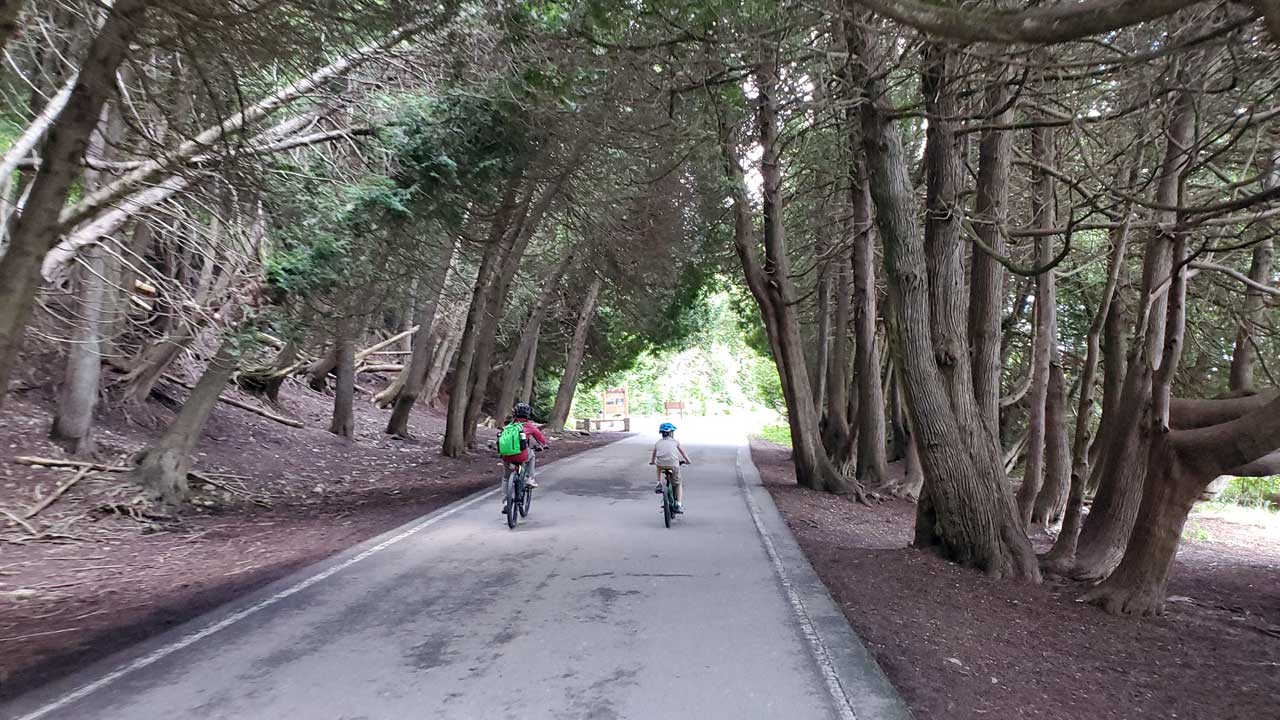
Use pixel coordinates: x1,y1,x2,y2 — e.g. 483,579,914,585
2,420,910,720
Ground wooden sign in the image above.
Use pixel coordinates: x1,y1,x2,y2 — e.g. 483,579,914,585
602,387,628,417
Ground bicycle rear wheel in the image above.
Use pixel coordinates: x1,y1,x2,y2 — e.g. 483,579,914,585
507,474,520,529
662,483,672,528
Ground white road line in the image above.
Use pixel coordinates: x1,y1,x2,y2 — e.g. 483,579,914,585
14,488,500,720
737,449,859,720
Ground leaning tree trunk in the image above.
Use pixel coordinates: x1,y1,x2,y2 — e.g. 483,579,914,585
1069,87,1194,581
546,277,602,432
462,149,583,447
861,49,1037,579
968,64,1014,436
1042,213,1131,573
329,318,356,439
304,345,338,392
129,336,237,506
385,243,456,437
119,323,197,407
1228,237,1273,395
0,0,147,410
1015,125,1059,529
1084,393,1280,615
441,180,520,456
495,253,571,423
719,60,850,496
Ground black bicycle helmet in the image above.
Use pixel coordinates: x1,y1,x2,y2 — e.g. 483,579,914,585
513,402,533,419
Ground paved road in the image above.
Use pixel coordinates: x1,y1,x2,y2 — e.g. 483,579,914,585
3,424,908,720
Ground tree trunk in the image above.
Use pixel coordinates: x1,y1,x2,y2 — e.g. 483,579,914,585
1042,213,1131,573
968,65,1014,436
496,253,571,423
441,180,520,456
51,247,106,455
1015,125,1059,529
546,277,602,432
1069,88,1194,581
1084,393,1280,615
519,330,539,404
425,327,459,407
129,336,236,506
120,325,196,407
329,318,355,439
1032,362,1070,525
461,150,584,446
385,243,456,437
720,60,851,496
822,217,852,465
861,46,1037,578
812,249,831,413
50,105,114,454
851,181,888,487
1228,238,1272,394
0,0,147,410
1088,270,1131,483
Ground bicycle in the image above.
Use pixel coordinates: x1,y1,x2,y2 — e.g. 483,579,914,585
501,444,544,529
503,462,531,529
657,461,689,528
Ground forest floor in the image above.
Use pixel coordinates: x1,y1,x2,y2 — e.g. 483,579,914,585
752,439,1280,720
0,366,622,700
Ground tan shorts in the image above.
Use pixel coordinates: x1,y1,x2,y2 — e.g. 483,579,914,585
656,465,681,482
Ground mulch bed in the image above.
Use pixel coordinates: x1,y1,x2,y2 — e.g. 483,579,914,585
752,439,1280,720
0,372,622,700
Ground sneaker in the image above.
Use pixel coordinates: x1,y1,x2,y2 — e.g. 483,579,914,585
674,502,685,514
500,500,510,514
526,477,539,488
654,483,664,495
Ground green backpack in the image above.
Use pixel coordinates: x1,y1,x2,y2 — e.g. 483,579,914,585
498,422,526,456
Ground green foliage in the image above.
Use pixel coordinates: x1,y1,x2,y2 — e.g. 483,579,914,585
756,424,792,447
576,290,784,419
263,90,529,306
1215,476,1280,510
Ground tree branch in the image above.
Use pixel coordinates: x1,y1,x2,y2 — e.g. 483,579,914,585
850,0,1210,45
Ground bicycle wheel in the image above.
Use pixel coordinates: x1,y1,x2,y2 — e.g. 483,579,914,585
520,483,532,518
662,483,672,528
507,474,519,529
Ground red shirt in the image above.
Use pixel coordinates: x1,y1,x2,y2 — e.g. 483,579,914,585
502,420,547,463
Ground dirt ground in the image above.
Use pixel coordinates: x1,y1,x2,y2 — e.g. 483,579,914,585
0,369,622,700
751,439,1280,720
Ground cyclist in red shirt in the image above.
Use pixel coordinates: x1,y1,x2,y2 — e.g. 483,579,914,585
499,403,548,512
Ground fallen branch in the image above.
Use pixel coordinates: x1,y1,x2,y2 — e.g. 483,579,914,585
161,374,304,428
188,472,273,508
0,507,39,536
14,457,127,473
357,363,405,374
23,467,91,520
355,328,418,364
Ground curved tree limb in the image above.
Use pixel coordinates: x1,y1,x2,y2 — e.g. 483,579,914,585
851,0,1212,45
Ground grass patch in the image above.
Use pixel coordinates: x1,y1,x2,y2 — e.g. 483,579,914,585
1181,519,1212,542
755,423,791,447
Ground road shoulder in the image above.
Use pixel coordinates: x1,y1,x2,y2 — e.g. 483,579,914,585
736,442,913,720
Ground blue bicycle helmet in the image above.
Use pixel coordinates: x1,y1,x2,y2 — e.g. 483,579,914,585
659,422,676,434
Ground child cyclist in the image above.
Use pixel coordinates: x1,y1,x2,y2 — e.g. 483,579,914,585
498,403,548,514
650,422,692,513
